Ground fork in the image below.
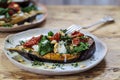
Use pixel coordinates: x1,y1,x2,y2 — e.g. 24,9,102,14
66,16,114,33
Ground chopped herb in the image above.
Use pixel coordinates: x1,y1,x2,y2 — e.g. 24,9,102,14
28,49,33,53
21,48,26,52
5,12,10,19
80,36,87,39
0,8,8,14
38,36,54,56
48,31,54,36
0,8,11,19
19,41,25,45
51,63,65,70
2,23,12,27
7,53,9,55
61,34,72,43
71,63,78,67
60,29,67,33
6,39,13,44
6,39,10,43
73,42,89,53
52,63,64,69
52,63,61,67
65,45,73,54
32,61,44,66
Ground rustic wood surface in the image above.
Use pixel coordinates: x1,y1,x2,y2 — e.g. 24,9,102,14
0,6,120,80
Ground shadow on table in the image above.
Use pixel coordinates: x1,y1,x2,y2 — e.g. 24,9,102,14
89,21,114,32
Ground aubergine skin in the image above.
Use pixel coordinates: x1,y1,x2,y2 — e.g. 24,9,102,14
17,13,40,25
78,41,95,61
8,36,96,63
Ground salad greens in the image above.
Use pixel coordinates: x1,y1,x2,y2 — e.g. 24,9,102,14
22,5,37,13
38,30,89,55
60,29,67,33
0,8,10,19
48,31,54,36
73,42,89,53
38,36,54,56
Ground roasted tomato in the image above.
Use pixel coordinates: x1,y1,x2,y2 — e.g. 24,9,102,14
8,9,15,16
49,33,60,42
23,35,42,48
8,2,21,15
72,38,80,46
71,31,84,37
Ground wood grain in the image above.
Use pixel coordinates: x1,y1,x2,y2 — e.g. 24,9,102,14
35,0,120,5
0,6,120,80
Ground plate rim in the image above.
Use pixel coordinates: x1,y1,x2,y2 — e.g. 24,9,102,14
3,28,107,75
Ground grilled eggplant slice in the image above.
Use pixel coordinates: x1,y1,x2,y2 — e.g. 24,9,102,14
16,13,40,25
78,37,95,61
8,36,95,63
8,46,79,63
10,11,43,25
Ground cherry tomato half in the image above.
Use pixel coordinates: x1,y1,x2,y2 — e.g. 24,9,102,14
23,35,42,48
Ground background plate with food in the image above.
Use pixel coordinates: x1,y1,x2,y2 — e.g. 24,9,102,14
0,0,47,32
3,28,107,75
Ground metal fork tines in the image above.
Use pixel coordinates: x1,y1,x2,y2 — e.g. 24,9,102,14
66,16,114,34
66,25,82,33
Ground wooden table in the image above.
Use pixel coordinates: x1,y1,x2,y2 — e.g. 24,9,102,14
0,6,120,80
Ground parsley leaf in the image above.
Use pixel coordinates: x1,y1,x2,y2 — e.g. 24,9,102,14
38,36,53,56
2,23,12,27
48,31,54,36
22,5,37,13
73,42,89,53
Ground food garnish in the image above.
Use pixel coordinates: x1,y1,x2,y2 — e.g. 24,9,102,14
0,0,44,27
8,30,95,63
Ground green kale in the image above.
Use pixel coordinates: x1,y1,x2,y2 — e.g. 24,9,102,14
60,29,67,33
22,5,37,13
19,40,25,45
61,34,72,45
48,31,54,36
65,45,73,53
38,36,53,56
73,42,89,53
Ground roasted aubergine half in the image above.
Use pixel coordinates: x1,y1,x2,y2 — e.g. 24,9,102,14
0,1,44,27
8,30,96,63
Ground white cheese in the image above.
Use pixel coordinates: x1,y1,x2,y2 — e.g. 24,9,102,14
32,45,39,52
0,15,5,19
42,40,48,44
18,12,24,16
57,41,67,54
